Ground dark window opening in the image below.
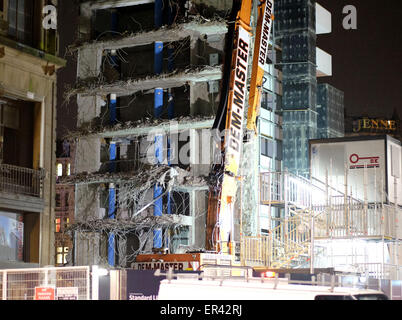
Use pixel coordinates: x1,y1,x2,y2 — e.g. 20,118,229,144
55,193,61,208
261,91,275,111
260,136,274,158
163,191,190,216
0,98,34,168
8,0,34,45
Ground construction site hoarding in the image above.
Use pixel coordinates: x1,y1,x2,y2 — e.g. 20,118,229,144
310,135,401,206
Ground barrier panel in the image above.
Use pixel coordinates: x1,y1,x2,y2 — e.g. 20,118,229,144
0,266,90,300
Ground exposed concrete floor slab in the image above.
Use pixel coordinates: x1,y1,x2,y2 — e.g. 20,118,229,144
72,20,227,51
71,66,222,97
67,116,214,139
59,164,209,188
84,0,155,10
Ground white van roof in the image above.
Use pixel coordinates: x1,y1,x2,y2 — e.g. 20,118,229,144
157,276,387,300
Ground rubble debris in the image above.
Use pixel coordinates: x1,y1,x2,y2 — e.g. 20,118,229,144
69,17,228,51
66,213,188,234
64,115,215,139
66,65,222,101
58,164,210,188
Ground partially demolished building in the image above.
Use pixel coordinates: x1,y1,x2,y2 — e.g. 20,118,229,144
62,0,283,267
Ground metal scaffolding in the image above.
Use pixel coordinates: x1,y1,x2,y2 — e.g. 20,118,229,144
241,168,402,280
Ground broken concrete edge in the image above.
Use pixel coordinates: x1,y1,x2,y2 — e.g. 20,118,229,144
63,115,215,140
83,0,155,11
69,17,228,52
58,164,210,188
67,65,222,99
64,214,192,235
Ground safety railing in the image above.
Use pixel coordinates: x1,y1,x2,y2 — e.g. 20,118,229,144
0,164,44,198
313,203,399,239
241,235,271,267
241,214,312,268
260,171,327,208
347,263,402,280
260,171,401,240
241,204,401,269
0,266,90,300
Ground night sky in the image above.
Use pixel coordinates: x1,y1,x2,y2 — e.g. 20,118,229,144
316,0,402,119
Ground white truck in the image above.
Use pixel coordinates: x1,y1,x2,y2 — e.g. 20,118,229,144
156,268,388,300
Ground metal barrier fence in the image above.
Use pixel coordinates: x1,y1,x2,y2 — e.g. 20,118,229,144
0,266,90,300
0,164,44,198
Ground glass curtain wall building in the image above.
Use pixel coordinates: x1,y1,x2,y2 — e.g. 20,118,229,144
316,83,344,139
274,0,344,177
275,0,318,178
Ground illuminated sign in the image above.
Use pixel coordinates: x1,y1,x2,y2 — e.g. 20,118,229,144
353,118,397,132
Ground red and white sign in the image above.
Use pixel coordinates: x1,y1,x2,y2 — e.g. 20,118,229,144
349,153,380,169
34,286,55,300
